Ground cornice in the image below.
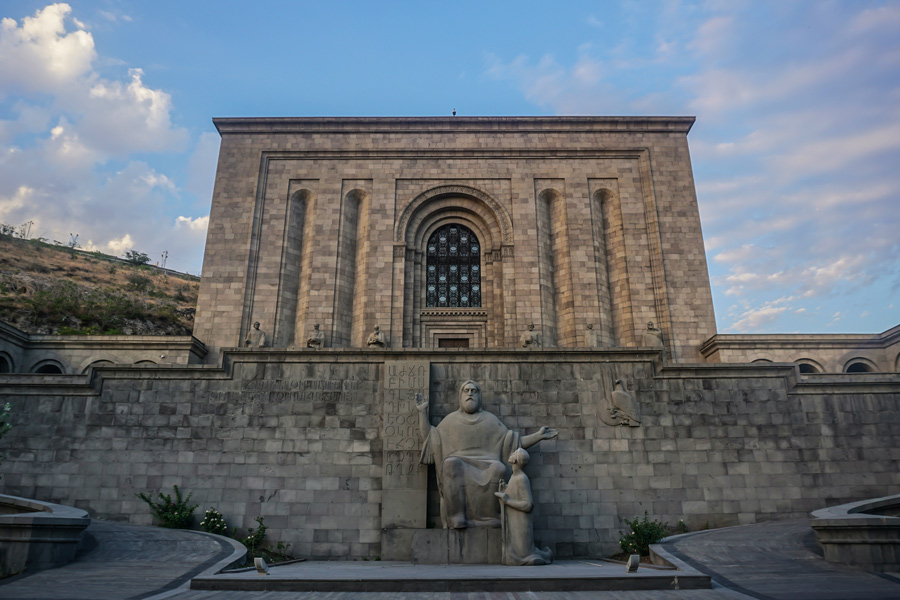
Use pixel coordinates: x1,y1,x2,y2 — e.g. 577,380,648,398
214,116,696,135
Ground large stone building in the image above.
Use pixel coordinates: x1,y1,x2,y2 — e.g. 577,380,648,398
1,116,898,561
194,117,716,362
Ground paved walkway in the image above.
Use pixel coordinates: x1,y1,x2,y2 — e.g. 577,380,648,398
662,519,900,600
0,520,239,600
2,518,899,600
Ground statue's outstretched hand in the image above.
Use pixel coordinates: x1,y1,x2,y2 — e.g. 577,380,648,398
494,491,509,503
415,392,429,412
539,426,558,440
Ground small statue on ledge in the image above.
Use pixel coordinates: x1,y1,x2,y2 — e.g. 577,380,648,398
642,321,664,349
586,323,599,348
244,321,266,348
520,323,542,349
366,325,386,348
495,448,553,566
306,323,324,349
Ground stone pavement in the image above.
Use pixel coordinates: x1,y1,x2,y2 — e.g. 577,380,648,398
0,520,241,600
662,518,900,600
2,518,899,600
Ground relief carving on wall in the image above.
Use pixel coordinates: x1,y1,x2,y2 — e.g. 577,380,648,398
598,379,641,427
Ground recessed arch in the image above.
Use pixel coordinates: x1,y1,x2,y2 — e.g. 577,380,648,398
31,359,65,374
795,359,823,374
844,358,876,373
81,360,115,374
134,360,158,366
397,185,512,246
0,351,13,374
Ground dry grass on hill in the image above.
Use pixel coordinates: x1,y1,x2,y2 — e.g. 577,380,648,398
0,235,199,336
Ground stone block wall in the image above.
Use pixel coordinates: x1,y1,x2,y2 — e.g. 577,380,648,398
1,350,898,560
0,321,207,374
703,324,900,373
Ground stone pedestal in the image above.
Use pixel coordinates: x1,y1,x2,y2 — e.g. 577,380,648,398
411,529,503,564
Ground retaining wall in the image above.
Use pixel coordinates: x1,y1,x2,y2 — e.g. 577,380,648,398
1,349,898,559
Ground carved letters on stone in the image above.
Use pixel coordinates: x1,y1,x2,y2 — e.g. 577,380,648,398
382,361,429,529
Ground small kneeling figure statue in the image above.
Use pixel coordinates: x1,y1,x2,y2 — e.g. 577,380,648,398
495,448,553,566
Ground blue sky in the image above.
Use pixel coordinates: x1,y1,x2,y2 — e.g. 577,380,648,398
1,1,897,335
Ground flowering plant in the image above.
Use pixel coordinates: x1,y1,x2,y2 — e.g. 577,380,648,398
199,507,229,535
136,484,199,529
618,513,669,556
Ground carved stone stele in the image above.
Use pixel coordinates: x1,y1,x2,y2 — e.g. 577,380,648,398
598,379,641,427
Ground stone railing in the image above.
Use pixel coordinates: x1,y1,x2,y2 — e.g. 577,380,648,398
0,494,90,577
810,493,900,572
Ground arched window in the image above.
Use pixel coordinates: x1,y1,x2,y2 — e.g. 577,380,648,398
426,224,481,307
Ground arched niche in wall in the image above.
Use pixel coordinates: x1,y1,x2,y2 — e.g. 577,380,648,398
134,360,158,366
795,359,823,374
844,358,877,373
535,187,576,347
395,185,512,348
31,359,65,374
333,188,369,347
0,351,13,374
274,187,315,348
81,360,115,374
590,187,618,347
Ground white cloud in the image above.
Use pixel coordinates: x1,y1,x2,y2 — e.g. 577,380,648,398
0,3,95,95
175,215,209,234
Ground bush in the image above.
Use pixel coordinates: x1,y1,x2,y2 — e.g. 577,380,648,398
200,508,230,536
127,274,152,293
242,516,292,562
136,485,199,529
619,513,669,556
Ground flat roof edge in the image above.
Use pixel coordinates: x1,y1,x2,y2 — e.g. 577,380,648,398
212,116,696,135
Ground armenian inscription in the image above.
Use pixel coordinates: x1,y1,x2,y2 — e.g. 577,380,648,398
382,360,429,529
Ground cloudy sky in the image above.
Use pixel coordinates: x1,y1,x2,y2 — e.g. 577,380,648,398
1,1,897,334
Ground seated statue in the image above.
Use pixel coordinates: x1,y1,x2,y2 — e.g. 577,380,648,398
244,321,266,348
519,323,541,349
366,325,386,348
642,321,664,348
306,323,324,349
417,380,557,529
495,448,552,566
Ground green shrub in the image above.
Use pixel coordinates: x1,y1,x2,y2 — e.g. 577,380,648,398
136,485,199,529
619,513,669,556
199,508,230,536
126,274,152,293
242,516,292,562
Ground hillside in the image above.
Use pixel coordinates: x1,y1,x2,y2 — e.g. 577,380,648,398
0,234,199,336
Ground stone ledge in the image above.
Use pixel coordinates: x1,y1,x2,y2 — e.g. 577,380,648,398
810,493,900,572
0,494,90,577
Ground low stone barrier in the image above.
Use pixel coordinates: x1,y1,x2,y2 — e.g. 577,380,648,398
810,493,900,572
0,494,91,577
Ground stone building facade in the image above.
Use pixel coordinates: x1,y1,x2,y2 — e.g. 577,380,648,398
0,116,898,561
194,117,717,362
703,325,900,374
